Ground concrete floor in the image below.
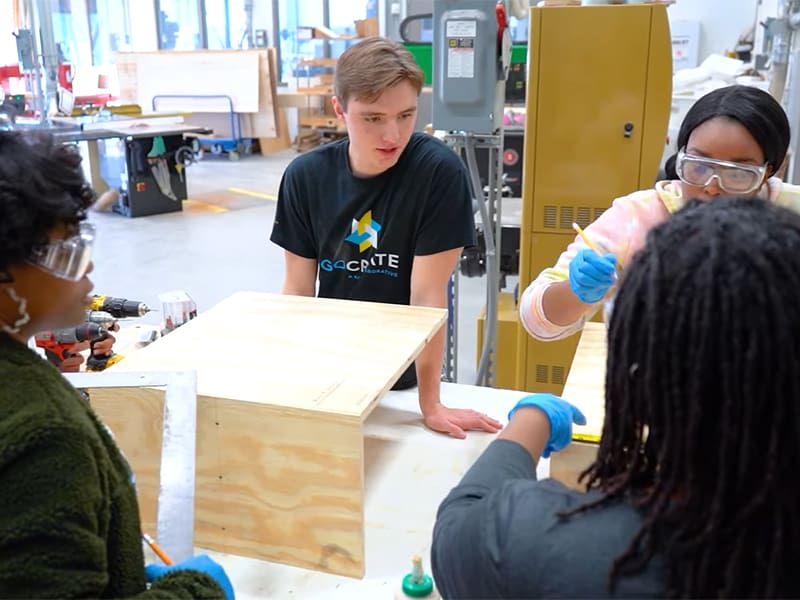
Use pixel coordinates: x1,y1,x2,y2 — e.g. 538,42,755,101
87,149,495,384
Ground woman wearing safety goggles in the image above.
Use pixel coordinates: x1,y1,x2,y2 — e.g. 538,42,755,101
0,131,231,599
520,84,800,343
28,220,96,283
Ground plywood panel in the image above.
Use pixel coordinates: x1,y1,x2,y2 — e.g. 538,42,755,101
116,50,279,139
560,321,606,439
551,322,607,489
203,382,536,597
260,49,292,152
193,398,364,575
548,441,597,491
89,387,366,576
250,49,279,138
183,49,279,140
114,53,138,105
115,50,259,112
111,292,447,419
88,387,164,531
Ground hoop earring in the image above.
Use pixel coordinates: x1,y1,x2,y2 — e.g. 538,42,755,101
1,287,31,335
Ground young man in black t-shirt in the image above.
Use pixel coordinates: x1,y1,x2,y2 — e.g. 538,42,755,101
270,37,501,439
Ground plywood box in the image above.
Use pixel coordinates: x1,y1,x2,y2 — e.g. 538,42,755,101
550,322,606,489
89,292,445,578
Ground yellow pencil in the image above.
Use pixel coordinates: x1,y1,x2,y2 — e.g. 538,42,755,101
142,532,174,566
572,222,623,276
572,222,604,255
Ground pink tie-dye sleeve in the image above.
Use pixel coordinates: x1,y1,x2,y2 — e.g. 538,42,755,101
519,187,671,341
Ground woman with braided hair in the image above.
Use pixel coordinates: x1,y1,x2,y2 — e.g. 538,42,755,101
432,197,800,598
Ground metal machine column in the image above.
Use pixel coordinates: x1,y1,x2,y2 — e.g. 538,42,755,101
432,0,511,386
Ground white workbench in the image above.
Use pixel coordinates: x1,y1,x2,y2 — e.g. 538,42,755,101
165,382,546,599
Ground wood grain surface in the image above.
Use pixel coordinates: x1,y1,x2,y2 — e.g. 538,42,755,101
551,322,607,489
560,321,607,441
89,292,447,577
111,292,446,419
91,383,540,598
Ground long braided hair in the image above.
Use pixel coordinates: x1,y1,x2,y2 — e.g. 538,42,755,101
576,197,800,597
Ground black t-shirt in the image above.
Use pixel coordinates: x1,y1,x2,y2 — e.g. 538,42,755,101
270,132,476,387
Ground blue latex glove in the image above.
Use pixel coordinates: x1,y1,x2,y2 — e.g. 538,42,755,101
569,248,617,304
508,393,587,458
146,554,234,600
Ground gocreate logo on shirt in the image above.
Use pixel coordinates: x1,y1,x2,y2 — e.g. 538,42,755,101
345,210,381,251
319,210,400,277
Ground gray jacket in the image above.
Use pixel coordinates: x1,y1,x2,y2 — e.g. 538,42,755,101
431,439,665,599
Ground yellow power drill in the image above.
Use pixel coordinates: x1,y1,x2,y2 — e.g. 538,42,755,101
87,295,151,318
83,310,123,371
85,296,151,371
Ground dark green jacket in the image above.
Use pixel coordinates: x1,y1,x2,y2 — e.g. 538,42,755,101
0,333,224,598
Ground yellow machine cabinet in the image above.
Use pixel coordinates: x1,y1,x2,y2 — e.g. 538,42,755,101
514,4,672,393
477,292,519,390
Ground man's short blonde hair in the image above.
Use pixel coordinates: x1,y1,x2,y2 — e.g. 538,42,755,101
334,37,424,110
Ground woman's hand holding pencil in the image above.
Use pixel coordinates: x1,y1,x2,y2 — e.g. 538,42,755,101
568,223,619,304
143,540,236,600
142,532,173,565
572,222,623,276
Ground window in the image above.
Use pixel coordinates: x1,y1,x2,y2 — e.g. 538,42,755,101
156,0,204,50
277,0,324,83
276,0,376,84
52,0,92,66
206,0,250,49
88,0,132,64
509,16,528,43
12,0,133,68
326,0,367,59
0,0,21,65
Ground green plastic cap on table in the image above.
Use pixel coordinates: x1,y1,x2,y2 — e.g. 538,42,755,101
401,555,435,598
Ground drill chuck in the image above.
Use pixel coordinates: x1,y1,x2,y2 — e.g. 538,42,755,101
85,310,117,329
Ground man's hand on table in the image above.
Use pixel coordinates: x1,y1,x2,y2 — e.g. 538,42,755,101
423,403,503,439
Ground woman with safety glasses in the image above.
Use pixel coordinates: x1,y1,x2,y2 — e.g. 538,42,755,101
0,131,233,599
519,84,800,342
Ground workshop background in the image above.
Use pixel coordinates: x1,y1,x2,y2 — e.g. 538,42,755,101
0,0,795,388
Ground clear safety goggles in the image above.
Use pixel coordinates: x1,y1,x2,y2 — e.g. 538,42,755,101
676,149,768,194
28,221,95,281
